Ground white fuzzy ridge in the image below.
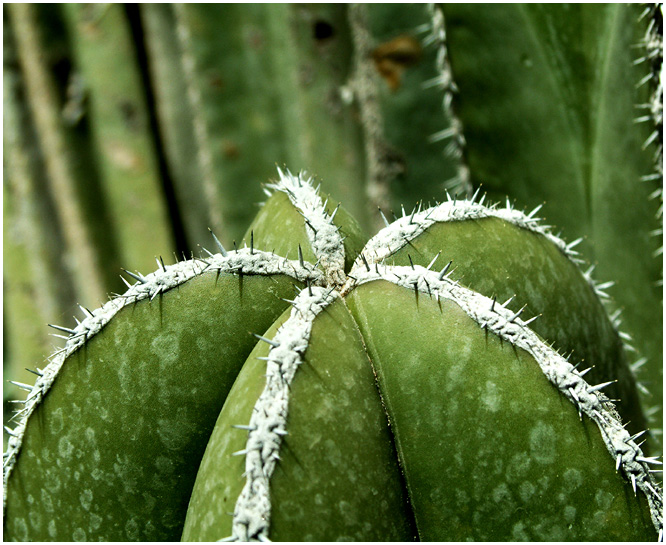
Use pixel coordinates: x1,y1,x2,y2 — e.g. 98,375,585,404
267,168,347,287
229,286,336,541
2,249,324,505
359,196,584,268
345,263,664,536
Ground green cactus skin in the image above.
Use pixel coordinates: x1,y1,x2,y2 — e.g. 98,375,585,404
3,171,662,541
4,251,321,541
359,199,647,439
435,3,663,428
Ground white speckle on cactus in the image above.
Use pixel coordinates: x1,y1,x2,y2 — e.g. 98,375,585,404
228,285,337,542
344,263,663,535
2,249,324,507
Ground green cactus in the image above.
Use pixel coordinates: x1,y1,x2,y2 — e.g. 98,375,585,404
3,2,663,542
3,171,662,541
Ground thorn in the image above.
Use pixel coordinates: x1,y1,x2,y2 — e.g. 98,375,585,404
522,314,541,326
24,368,43,377
490,296,497,313
636,456,663,466
361,253,371,272
501,295,515,308
9,381,33,392
577,366,593,377
427,252,441,270
232,449,248,457
231,424,257,431
438,261,453,280
330,203,340,221
298,245,305,268
378,207,390,228
616,453,623,471
408,254,415,270
409,206,417,225
566,237,583,252
631,474,637,495
250,231,254,255
47,323,77,335
626,430,648,443
121,268,147,284
79,304,94,318
586,380,616,394
252,333,280,348
527,204,543,219
208,228,228,257
508,304,527,323
3,426,18,437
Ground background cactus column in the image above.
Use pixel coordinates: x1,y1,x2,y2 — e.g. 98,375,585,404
437,3,663,428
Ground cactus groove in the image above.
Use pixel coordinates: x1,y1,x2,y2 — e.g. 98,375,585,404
3,171,661,541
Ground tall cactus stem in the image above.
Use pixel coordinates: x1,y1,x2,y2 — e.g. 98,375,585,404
172,3,224,237
422,4,471,197
347,4,392,226
7,4,107,306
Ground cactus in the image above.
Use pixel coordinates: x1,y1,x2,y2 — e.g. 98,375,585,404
3,3,663,542
3,170,662,541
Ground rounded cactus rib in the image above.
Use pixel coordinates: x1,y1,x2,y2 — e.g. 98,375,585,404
3,250,321,541
183,287,415,541
244,168,367,285
357,197,647,438
345,265,661,540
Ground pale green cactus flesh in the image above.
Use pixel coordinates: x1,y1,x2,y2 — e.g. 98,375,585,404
3,171,662,541
364,203,646,437
3,251,320,541
346,279,655,541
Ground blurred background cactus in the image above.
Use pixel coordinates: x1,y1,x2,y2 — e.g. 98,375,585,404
3,1,662,459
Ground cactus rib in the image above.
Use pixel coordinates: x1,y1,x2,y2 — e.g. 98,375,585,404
422,3,471,196
2,249,324,507
228,286,337,541
345,263,663,534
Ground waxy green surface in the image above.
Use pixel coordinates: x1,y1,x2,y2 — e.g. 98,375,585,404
388,216,646,437
5,272,300,541
346,280,656,541
183,298,415,541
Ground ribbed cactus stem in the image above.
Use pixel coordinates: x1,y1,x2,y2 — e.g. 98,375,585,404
8,3,107,305
172,3,224,237
344,263,663,535
423,3,471,196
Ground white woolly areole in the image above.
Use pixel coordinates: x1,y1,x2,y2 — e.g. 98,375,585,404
267,168,347,287
228,286,337,542
2,249,324,506
345,263,663,536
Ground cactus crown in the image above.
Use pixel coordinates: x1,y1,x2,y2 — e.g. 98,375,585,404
4,169,662,541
